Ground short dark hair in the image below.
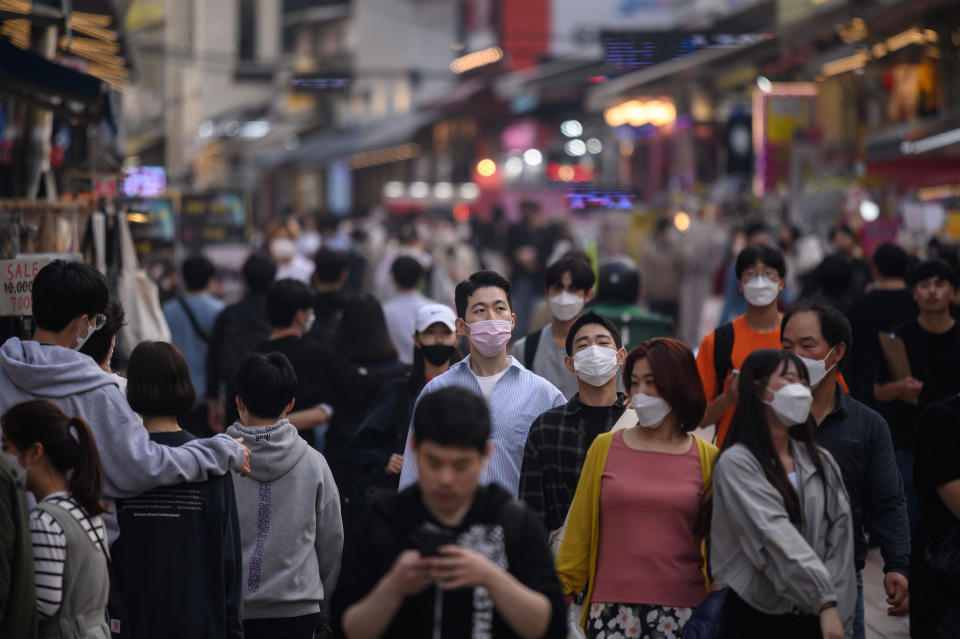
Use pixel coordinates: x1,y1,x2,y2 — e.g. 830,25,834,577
243,254,277,294
126,341,196,416
235,352,298,420
735,245,787,280
623,338,706,432
313,248,349,284
565,311,622,356
33,260,109,332
829,223,855,241
454,271,513,319
545,254,595,292
781,296,853,364
182,255,215,292
413,387,490,452
744,221,768,240
871,243,910,279
266,279,314,328
79,298,126,366
908,258,958,288
391,256,424,290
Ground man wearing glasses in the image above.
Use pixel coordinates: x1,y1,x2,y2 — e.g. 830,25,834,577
696,245,788,445
0,260,251,544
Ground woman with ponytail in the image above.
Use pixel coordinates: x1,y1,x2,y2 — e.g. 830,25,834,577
1,399,110,639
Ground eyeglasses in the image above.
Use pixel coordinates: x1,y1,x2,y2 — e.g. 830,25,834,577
90,313,107,332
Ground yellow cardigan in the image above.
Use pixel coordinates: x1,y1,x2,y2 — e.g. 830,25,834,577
555,431,720,628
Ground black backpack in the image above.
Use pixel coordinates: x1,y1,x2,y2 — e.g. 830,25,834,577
712,322,735,398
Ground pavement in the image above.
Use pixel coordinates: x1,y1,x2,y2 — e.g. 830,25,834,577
863,547,910,638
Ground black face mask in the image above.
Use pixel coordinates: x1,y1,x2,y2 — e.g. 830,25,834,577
420,343,456,366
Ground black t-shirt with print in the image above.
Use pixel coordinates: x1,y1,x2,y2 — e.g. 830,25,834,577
331,484,566,639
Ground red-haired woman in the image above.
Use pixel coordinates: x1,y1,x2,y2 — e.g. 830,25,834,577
1,399,110,639
556,338,719,638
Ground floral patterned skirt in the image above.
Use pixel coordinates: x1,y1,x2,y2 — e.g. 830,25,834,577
586,602,693,639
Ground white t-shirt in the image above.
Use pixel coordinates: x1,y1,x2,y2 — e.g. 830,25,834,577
474,367,509,402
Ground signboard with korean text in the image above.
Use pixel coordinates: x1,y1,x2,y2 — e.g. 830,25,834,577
180,192,246,251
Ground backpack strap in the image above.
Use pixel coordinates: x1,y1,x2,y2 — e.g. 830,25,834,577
524,328,543,370
176,296,210,344
712,322,735,399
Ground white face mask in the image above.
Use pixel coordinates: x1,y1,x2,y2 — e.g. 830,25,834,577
764,383,813,426
572,345,619,387
632,393,672,429
743,275,780,307
270,237,296,261
796,347,836,389
548,291,584,322
74,317,99,351
303,310,316,334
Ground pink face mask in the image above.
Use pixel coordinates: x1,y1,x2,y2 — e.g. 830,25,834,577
466,319,513,357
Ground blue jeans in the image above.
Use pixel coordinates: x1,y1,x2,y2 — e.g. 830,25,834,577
895,448,918,535
854,570,865,639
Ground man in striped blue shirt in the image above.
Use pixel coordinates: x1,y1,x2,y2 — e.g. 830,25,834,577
398,271,565,495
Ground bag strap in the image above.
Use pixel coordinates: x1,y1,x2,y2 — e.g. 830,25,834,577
176,296,210,344
712,322,735,399
524,328,543,370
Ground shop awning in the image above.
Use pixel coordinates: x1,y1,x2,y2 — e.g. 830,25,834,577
253,110,436,169
0,38,108,123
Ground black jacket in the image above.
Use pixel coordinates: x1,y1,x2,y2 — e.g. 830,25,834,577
814,385,910,574
111,430,243,639
331,484,566,639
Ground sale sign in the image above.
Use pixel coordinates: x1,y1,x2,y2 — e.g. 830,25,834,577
0,257,52,316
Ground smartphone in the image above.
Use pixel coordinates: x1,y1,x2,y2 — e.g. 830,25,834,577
413,522,456,557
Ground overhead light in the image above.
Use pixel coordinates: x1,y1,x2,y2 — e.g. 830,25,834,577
756,76,773,93
450,46,503,73
409,182,429,198
674,211,691,232
560,120,583,137
504,157,524,178
917,184,960,201
241,120,270,139
383,181,404,198
565,139,587,157
223,120,240,137
434,182,454,199
523,149,543,167
460,183,480,200
859,200,880,222
198,120,215,138
557,165,575,182
476,158,497,177
586,138,603,154
604,98,676,128
901,127,960,155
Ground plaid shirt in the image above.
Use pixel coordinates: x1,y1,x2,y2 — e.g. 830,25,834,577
519,393,628,532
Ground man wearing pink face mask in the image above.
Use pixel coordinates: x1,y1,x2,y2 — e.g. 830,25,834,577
398,271,566,496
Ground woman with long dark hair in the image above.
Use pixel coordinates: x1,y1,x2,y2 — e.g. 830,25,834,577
343,304,462,526
556,338,718,638
711,349,855,639
1,400,110,639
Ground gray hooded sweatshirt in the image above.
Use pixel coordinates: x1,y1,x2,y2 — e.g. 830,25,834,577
226,419,343,620
0,338,245,541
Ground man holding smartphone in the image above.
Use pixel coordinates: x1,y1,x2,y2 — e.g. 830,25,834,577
332,387,566,639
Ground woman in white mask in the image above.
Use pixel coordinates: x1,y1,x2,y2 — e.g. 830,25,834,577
557,338,719,638
711,349,855,639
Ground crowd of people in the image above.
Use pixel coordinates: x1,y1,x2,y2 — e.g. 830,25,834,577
0,205,958,639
